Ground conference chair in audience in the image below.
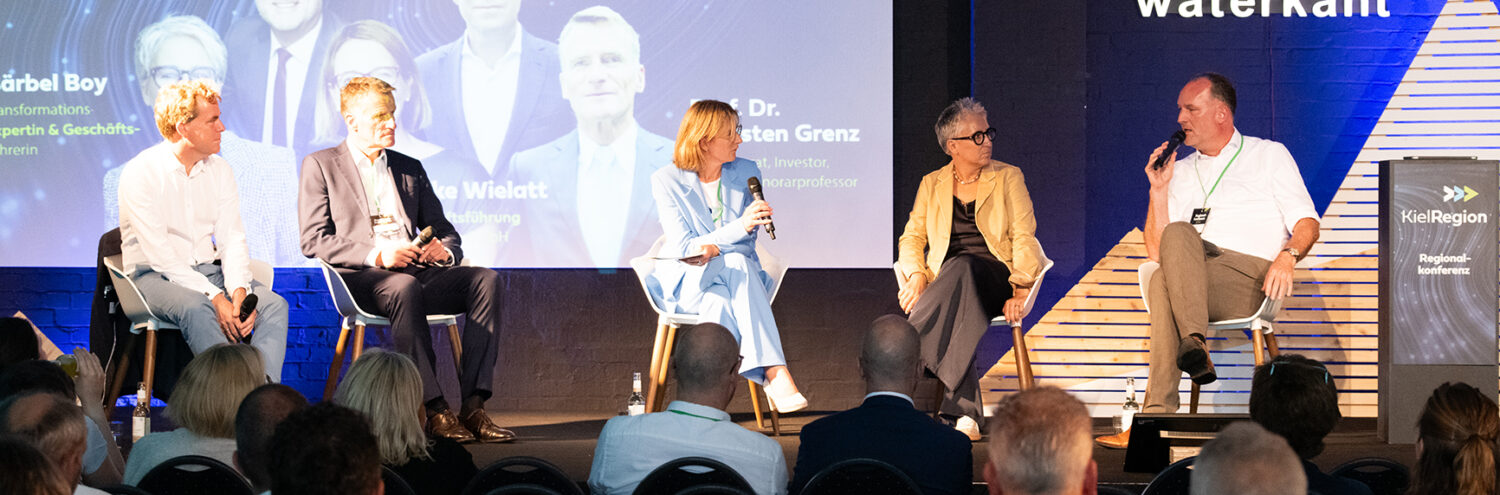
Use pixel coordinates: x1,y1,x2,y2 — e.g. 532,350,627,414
633,456,754,495
1331,457,1408,495
1138,261,1282,413
104,255,273,404
461,456,583,495
136,454,254,495
382,465,419,495
800,458,922,495
316,258,464,399
1140,456,1194,495
98,485,154,495
630,236,789,434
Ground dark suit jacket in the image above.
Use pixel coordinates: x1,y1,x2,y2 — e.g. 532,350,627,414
415,30,571,179
506,128,669,267
298,143,462,268
222,13,345,158
790,395,972,495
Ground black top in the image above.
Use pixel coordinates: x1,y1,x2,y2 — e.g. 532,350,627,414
387,437,479,495
945,197,997,261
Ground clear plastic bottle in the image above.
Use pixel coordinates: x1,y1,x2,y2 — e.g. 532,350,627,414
627,372,646,416
1118,377,1141,433
131,382,150,442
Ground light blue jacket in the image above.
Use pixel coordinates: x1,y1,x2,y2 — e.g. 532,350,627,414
646,158,772,310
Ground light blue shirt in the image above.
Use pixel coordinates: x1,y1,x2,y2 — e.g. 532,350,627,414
588,400,788,495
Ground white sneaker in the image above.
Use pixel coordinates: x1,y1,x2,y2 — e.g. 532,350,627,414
955,416,982,441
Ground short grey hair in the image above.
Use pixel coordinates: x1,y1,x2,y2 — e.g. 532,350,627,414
134,15,228,106
1191,422,1307,495
988,387,1093,495
0,392,87,465
933,97,987,149
558,5,641,67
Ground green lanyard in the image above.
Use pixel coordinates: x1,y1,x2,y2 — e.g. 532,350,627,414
711,180,724,225
1196,133,1244,208
667,409,722,422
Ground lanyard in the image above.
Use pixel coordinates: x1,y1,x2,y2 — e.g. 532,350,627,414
709,179,724,225
667,409,722,422
1196,133,1244,208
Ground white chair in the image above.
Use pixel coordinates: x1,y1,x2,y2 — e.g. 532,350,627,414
316,258,463,399
893,244,1054,393
1137,260,1281,413
103,255,273,402
629,236,791,435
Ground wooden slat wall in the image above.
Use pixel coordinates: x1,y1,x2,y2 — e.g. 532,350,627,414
981,0,1500,418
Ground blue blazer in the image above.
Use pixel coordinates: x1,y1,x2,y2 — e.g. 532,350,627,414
414,30,571,179
507,129,670,267
790,395,973,495
646,158,770,309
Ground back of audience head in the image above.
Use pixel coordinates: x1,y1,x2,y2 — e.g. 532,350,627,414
0,434,71,495
860,315,921,395
1249,354,1339,459
0,392,89,490
1191,421,1306,495
0,359,75,401
0,317,40,372
167,343,265,439
270,402,383,495
235,383,308,493
1411,382,1499,495
985,386,1096,495
334,349,430,466
673,323,741,408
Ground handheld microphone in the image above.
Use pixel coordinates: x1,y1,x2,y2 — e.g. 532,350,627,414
238,294,258,322
412,226,435,248
1151,130,1188,171
746,177,775,240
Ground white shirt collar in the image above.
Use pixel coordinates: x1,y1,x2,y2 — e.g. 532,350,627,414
579,120,639,169
273,16,323,60
460,25,525,72
863,391,915,405
345,141,387,169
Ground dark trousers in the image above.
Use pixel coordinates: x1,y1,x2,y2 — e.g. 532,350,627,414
340,265,502,405
908,254,1012,425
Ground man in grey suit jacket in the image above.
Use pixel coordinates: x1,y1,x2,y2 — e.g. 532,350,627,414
508,6,665,267
222,0,344,159
299,77,513,444
415,0,570,185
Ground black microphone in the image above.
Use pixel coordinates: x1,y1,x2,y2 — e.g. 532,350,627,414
1151,130,1188,170
238,294,258,322
412,226,435,247
746,177,775,240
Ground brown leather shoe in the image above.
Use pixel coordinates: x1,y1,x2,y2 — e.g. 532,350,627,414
427,410,476,444
460,409,516,443
1095,429,1129,449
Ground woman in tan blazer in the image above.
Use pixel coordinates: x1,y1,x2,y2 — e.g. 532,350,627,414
896,97,1043,440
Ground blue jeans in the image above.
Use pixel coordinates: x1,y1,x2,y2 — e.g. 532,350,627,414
130,264,289,381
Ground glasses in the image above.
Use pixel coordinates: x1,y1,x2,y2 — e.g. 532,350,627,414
948,127,997,146
150,66,219,87
330,67,401,91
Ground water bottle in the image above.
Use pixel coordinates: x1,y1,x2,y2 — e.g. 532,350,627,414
627,372,646,416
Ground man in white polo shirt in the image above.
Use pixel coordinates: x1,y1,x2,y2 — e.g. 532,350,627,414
1098,73,1320,448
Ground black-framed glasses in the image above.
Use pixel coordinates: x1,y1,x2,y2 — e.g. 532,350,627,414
948,127,997,146
150,66,219,88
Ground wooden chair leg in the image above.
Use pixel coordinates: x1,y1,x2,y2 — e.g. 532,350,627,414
647,322,670,412
653,324,679,412
1012,324,1034,390
350,323,366,361
142,329,157,403
446,323,463,376
767,386,781,437
1264,332,1281,358
324,322,352,400
1251,328,1267,367
749,379,765,429
1189,381,1200,414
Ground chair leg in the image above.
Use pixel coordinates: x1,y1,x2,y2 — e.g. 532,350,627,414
653,324,679,413
1189,381,1200,414
1012,324,1034,390
767,385,781,437
325,321,352,400
1251,328,1267,367
749,379,765,429
350,323,366,362
142,329,157,403
647,322,670,412
1264,331,1281,358
446,323,463,376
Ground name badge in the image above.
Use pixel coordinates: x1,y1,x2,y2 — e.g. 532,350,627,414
1190,208,1211,226
370,214,403,243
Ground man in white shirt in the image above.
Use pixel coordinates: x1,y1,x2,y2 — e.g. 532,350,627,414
117,81,289,381
589,323,788,495
1098,73,1320,448
223,0,344,158
507,6,668,268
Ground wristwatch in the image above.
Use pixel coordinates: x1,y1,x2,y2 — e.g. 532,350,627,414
1281,247,1301,260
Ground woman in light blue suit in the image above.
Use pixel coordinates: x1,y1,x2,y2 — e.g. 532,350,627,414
647,99,807,413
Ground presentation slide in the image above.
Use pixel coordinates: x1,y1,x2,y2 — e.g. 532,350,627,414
0,0,893,268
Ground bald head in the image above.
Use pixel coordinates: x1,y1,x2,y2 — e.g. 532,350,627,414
673,323,741,404
861,315,921,394
0,392,87,484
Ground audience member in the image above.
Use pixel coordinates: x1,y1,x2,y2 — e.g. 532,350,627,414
0,316,41,371
1192,421,1306,495
0,392,108,494
984,386,1096,495
589,323,788,495
1409,382,1499,495
0,433,72,495
0,354,125,487
269,402,384,495
234,383,308,493
335,349,477,494
1249,354,1371,495
124,344,266,485
791,315,971,494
